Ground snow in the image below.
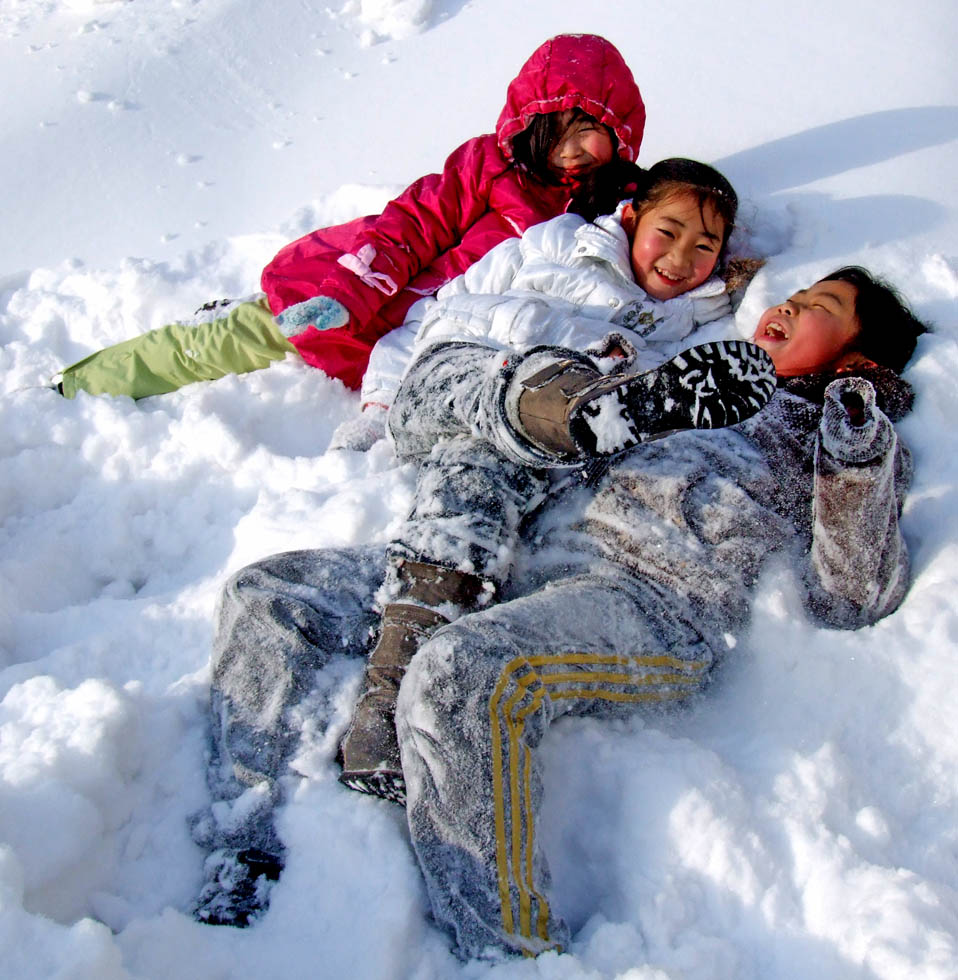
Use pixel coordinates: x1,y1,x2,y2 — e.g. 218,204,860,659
1,0,958,976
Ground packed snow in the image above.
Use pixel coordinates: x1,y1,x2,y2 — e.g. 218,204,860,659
2,0,958,977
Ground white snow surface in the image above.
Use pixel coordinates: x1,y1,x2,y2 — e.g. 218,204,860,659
2,1,958,977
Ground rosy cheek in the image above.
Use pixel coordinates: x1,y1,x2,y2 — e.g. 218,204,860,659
630,242,654,276
589,136,614,165
697,255,718,283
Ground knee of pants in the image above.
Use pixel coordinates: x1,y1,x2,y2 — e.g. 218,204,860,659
211,567,259,664
397,618,510,745
210,558,302,692
218,561,261,610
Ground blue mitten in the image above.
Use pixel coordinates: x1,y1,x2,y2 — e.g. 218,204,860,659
275,296,349,337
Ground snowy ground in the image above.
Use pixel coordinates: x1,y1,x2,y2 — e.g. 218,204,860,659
2,1,958,978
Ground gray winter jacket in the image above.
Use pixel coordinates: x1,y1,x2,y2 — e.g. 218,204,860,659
392,342,913,634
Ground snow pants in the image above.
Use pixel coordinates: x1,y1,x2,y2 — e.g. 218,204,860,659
58,296,296,399
195,546,386,856
199,541,714,958
197,414,552,849
396,570,713,958
384,338,574,593
387,435,551,589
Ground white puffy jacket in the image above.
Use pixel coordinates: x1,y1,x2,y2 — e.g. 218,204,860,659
360,208,730,407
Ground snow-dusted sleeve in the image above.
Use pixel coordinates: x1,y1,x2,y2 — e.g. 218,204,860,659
360,304,429,407
804,377,912,628
360,237,530,406
410,238,564,351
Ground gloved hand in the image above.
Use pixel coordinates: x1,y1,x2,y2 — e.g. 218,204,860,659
275,296,349,337
585,331,637,370
688,278,732,326
329,403,389,452
820,377,892,463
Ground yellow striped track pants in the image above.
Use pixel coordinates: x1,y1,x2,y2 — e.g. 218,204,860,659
397,574,714,959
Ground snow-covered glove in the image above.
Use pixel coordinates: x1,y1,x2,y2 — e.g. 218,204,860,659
819,377,893,463
688,278,732,326
275,296,349,337
329,403,388,452
584,331,639,372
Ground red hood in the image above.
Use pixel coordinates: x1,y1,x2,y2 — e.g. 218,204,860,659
496,34,646,164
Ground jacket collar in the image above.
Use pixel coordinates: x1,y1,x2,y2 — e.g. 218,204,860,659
570,210,632,272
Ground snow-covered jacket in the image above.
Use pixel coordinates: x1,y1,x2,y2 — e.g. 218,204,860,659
392,342,914,633
552,370,914,631
361,208,728,406
260,33,646,389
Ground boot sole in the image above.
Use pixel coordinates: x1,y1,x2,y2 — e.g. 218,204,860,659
339,769,407,806
570,341,776,456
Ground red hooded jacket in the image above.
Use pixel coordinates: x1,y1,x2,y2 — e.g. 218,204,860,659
260,34,645,389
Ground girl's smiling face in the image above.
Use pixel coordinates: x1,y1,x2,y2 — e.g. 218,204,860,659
624,191,725,301
753,279,862,376
548,111,615,179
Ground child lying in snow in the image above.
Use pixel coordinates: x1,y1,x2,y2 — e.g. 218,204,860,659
53,34,647,399
336,157,765,798
191,267,926,958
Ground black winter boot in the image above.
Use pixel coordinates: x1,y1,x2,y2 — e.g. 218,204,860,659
193,847,284,927
514,341,776,460
338,561,485,805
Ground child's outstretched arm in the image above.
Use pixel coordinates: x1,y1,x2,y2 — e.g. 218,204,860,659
262,137,524,330
804,376,912,628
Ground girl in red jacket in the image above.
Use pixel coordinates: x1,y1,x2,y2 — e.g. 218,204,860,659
55,34,646,399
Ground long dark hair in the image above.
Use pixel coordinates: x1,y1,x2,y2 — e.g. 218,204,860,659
566,157,643,221
821,266,927,374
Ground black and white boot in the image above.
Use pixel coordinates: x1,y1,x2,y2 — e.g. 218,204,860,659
514,341,776,460
193,847,284,927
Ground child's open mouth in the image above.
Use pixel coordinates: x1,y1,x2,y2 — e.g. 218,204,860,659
762,321,789,340
653,266,685,286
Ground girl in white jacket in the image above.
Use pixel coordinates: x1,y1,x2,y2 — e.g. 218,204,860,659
337,160,778,800
335,158,742,450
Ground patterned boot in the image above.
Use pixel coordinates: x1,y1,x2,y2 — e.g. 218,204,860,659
514,340,776,459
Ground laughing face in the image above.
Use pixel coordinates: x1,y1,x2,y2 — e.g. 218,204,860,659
753,279,862,376
548,111,616,180
624,191,725,301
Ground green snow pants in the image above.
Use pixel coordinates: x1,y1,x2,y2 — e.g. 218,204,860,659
58,296,297,399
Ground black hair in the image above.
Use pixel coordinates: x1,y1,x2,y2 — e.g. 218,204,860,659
631,158,738,259
566,158,644,221
567,157,739,269
510,108,618,187
820,266,927,374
